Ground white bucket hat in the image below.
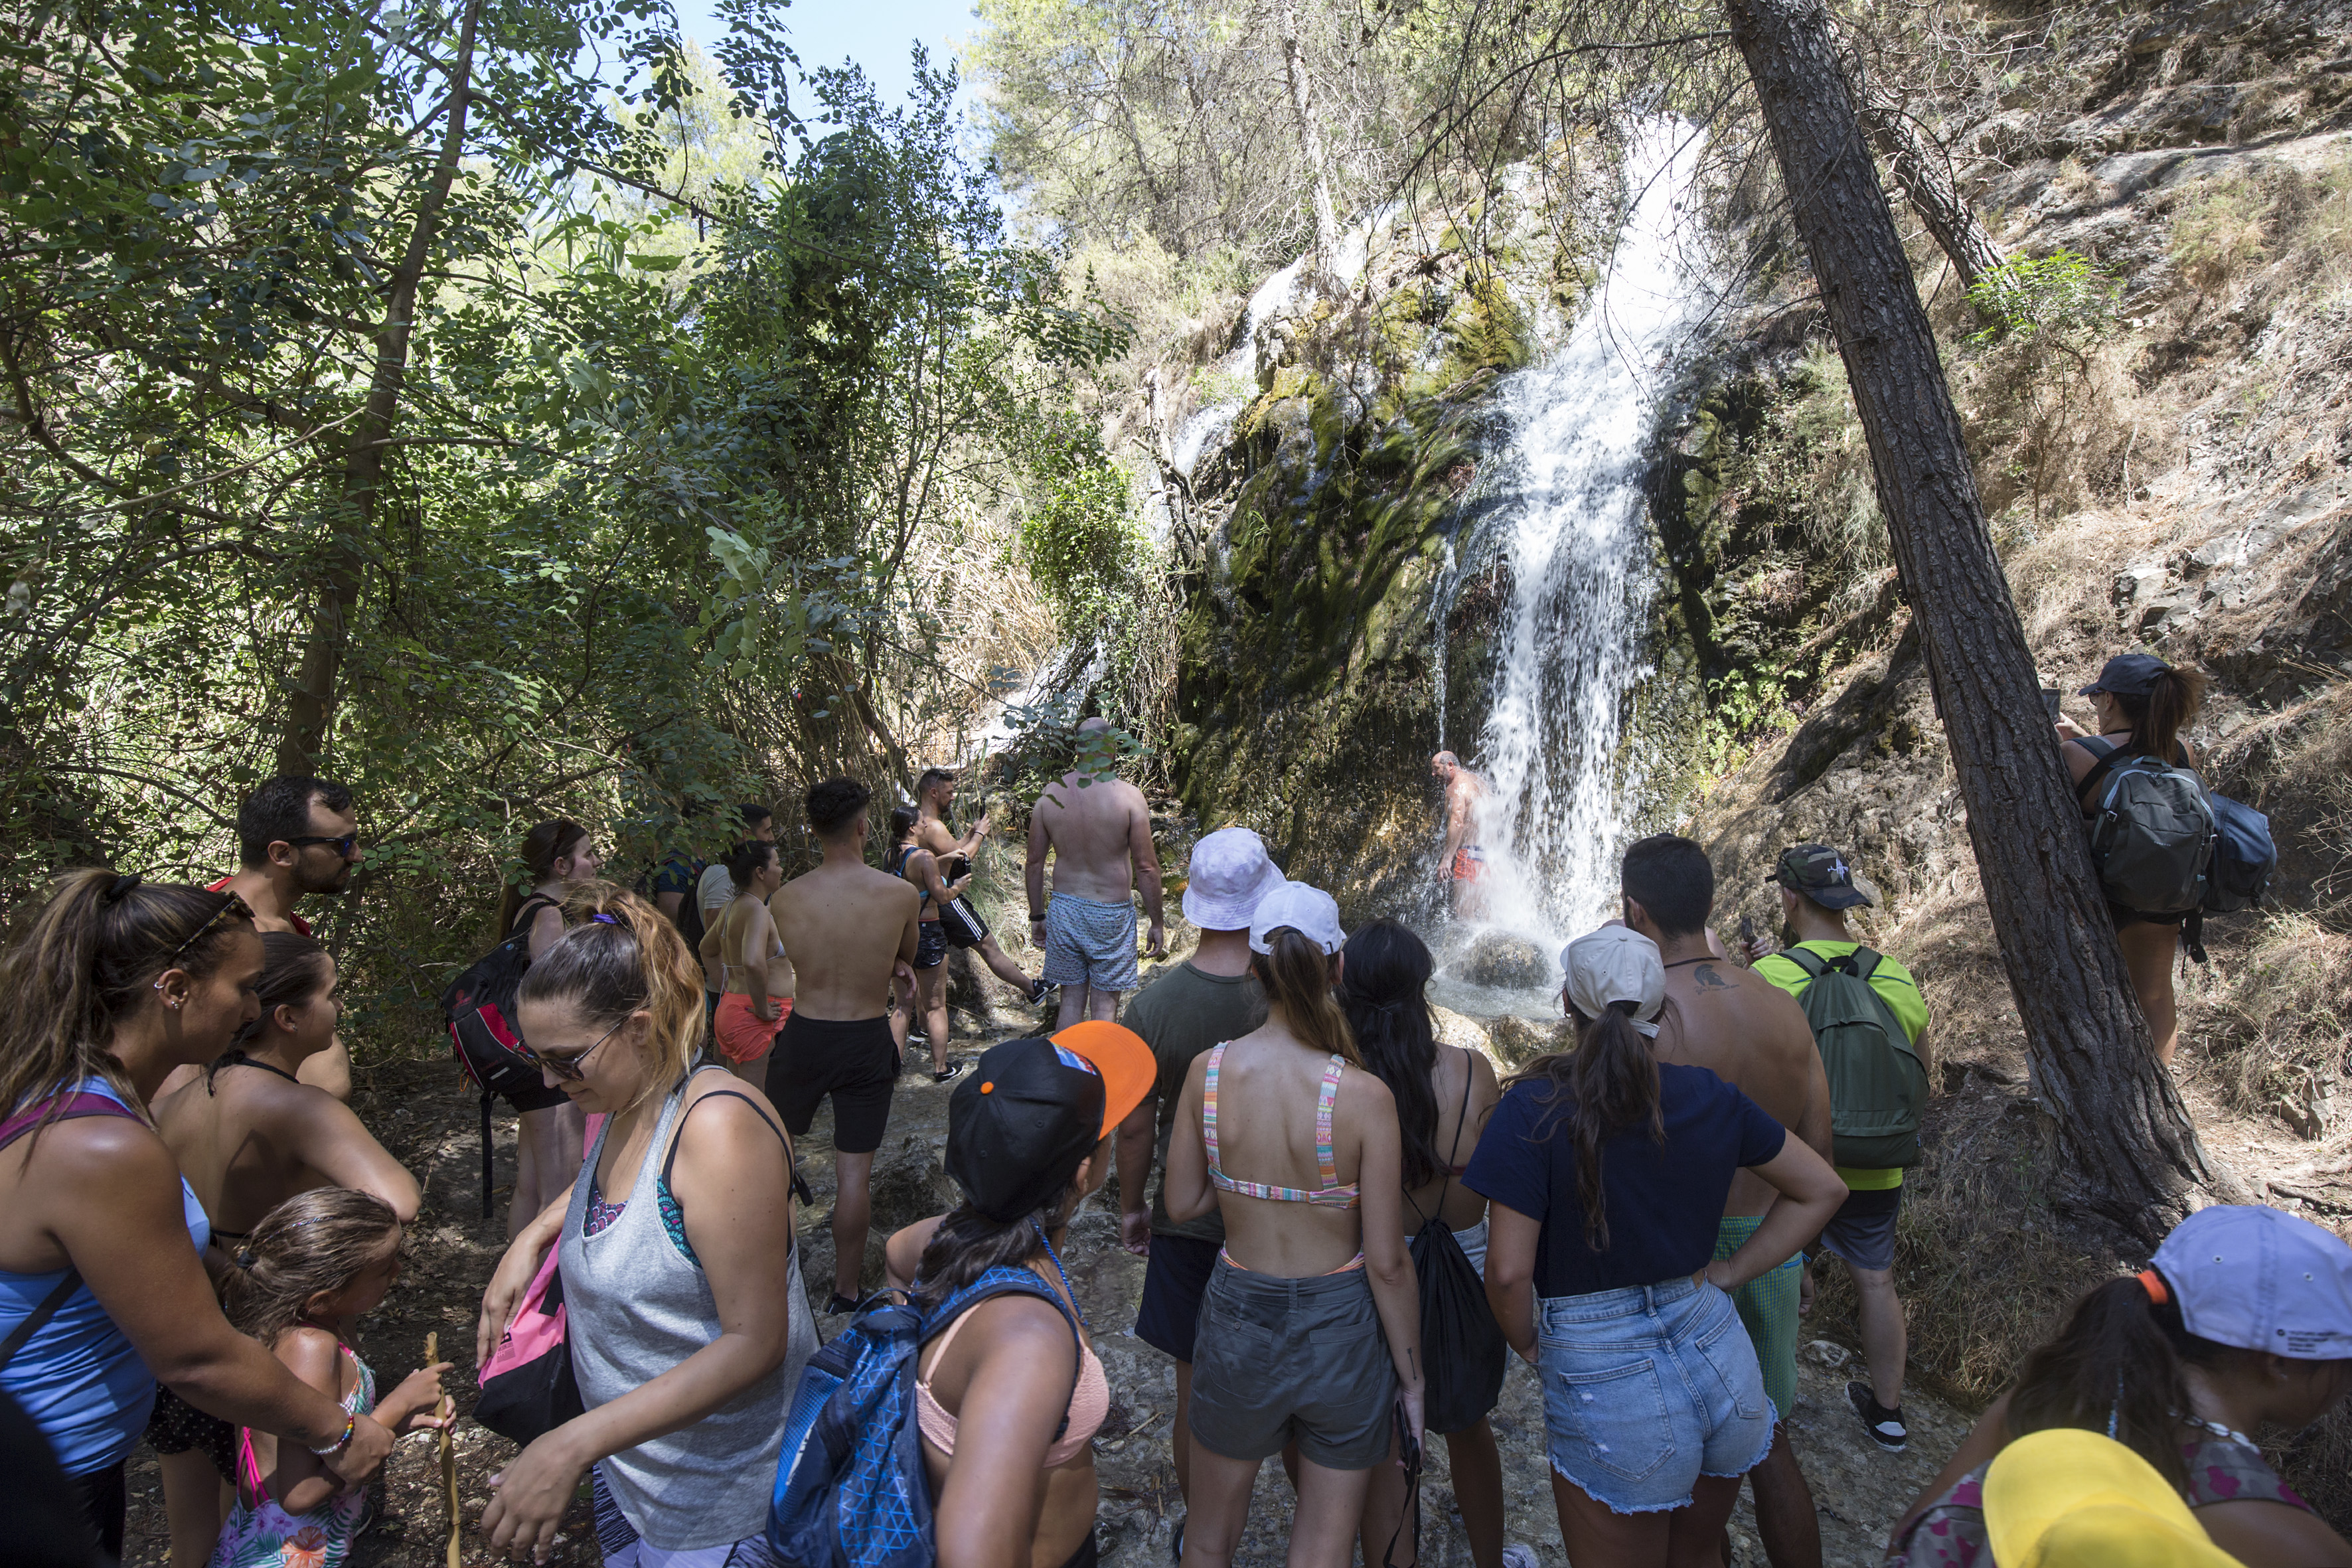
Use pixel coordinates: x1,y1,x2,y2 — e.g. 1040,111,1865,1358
1561,925,1666,1038
1249,882,1346,955
1182,828,1286,931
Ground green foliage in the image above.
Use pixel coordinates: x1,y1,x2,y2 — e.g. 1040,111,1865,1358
0,0,1131,1054
1016,416,1140,625
1966,249,2119,357
1701,664,1796,776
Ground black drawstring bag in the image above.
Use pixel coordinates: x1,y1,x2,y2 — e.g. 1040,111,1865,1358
1409,1062,1507,1436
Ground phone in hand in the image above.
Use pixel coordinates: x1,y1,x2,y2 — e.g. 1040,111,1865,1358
1739,913,1756,945
2041,688,2064,718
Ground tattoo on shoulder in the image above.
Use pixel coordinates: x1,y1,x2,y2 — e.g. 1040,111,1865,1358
1693,963,1735,990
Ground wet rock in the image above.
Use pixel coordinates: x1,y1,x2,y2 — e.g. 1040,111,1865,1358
1430,1004,1495,1063
867,1132,959,1238
1458,930,1555,988
1486,1014,1568,1070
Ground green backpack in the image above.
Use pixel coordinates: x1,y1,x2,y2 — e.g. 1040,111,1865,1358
1784,947,1927,1169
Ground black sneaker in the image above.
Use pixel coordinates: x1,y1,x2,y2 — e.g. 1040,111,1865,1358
1027,979,1052,1006
1848,1379,1908,1451
825,1292,861,1316
933,1061,967,1083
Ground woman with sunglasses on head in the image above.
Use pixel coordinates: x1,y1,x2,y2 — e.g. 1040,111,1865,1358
492,817,600,1237
476,882,817,1566
1888,1204,2352,1567
1467,925,1845,1568
147,932,419,1568
1160,883,1425,1568
872,1022,1155,1568
0,873,396,1561
2053,653,2212,1067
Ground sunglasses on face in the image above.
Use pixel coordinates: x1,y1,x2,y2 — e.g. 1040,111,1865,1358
163,891,254,965
520,1014,627,1082
285,833,361,860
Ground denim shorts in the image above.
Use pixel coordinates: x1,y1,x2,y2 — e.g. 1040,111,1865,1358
1536,1277,1775,1515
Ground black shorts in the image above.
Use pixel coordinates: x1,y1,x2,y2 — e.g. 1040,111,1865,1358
145,1383,233,1480
914,919,948,970
939,896,989,950
2110,901,2189,929
1133,1232,1221,1362
767,1014,898,1154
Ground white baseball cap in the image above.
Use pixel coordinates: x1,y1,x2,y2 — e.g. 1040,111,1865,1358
1561,925,1666,1039
1249,882,1346,955
2150,1204,2352,1359
1183,828,1285,931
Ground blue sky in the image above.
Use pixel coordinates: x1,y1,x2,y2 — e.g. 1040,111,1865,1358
670,0,984,119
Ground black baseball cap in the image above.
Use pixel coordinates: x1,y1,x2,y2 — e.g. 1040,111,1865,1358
944,1025,1153,1222
2078,653,2169,699
1767,844,1881,911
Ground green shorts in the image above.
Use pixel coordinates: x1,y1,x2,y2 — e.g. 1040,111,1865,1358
1714,1214,1800,1424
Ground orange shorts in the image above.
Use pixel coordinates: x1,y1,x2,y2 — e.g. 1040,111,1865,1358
1452,846,1484,882
714,991,788,1065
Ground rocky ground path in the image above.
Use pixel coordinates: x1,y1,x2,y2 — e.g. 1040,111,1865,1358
119,1026,1973,1566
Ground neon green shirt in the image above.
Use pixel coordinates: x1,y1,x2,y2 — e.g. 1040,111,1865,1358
1755,941,1928,1190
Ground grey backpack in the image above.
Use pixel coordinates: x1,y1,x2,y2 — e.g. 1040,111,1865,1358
2075,738,2216,918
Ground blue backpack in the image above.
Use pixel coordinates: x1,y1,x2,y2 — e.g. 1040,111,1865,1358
767,1269,1079,1568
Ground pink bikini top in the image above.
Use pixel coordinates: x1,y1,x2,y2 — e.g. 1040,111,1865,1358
1202,1043,1361,1208
914,1293,1109,1468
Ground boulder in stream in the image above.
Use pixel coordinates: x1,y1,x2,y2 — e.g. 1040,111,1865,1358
1456,930,1556,989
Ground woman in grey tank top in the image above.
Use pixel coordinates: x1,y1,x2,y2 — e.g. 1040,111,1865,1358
475,884,819,1564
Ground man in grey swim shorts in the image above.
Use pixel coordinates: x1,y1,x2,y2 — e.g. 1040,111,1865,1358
1026,718,1165,1027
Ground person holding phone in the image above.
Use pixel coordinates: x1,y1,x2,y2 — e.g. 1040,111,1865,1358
912,767,1046,1004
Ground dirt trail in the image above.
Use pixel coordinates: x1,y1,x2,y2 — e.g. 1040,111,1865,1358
120,1031,1972,1567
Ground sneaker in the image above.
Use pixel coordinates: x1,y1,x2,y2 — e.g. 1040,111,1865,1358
1027,979,1052,1006
933,1061,967,1083
825,1292,861,1316
1500,1547,1539,1568
1848,1379,1908,1451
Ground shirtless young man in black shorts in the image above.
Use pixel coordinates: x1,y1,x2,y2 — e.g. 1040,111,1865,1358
767,777,921,1313
912,767,1043,1002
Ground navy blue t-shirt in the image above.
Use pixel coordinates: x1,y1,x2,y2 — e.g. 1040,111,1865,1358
1464,1063,1787,1296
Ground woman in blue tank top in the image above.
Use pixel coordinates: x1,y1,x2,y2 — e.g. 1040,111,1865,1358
0,872,396,1558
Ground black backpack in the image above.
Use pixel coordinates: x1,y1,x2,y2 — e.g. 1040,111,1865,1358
1407,1061,1506,1435
674,860,710,951
441,894,558,1215
1783,947,1928,1169
2074,738,2217,919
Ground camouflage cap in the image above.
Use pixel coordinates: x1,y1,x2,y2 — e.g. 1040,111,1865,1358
1767,843,1880,910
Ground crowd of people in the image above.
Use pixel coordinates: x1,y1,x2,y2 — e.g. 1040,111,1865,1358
1,653,2347,1568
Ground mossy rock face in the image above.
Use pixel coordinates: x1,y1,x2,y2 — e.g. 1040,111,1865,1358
1176,380,1493,919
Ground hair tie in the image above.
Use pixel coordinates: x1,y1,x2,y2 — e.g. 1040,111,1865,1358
103,874,141,904
591,911,625,927
234,1247,256,1271
1607,998,1641,1016
2137,1269,2169,1306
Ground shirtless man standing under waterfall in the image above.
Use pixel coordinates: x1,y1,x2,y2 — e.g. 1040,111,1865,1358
1027,718,1166,1028
1433,751,1487,917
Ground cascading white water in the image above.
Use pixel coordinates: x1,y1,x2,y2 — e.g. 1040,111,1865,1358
1456,119,1721,949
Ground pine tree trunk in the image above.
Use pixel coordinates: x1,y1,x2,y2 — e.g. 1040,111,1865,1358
1277,6,1340,281
1721,0,2231,1242
1855,91,2004,290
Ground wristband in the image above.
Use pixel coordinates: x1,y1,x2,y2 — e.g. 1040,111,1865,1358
307,1412,356,1456
1029,909,1047,921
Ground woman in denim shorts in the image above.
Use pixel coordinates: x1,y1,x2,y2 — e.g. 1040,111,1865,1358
1162,883,1425,1568
1465,927,1845,1567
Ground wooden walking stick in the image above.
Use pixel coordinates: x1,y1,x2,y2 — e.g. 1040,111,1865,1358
428,1331,460,1567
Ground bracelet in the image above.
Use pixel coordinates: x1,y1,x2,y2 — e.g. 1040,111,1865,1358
1029,909,1047,921
307,1412,356,1456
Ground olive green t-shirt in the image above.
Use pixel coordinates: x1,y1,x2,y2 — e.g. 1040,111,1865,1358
1125,961,1268,1243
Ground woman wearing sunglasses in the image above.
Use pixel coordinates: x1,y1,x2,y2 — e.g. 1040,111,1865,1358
476,882,817,1566
0,873,396,1561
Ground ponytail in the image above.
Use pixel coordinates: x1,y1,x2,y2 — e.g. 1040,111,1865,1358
516,881,703,1111
497,817,588,939
1509,998,1670,1250
2005,1270,2226,1493
2118,663,2209,764
218,1188,400,1346
0,870,250,1133
909,1190,1082,1310
1251,927,1358,1067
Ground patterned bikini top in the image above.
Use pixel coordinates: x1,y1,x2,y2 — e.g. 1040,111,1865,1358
1202,1043,1360,1208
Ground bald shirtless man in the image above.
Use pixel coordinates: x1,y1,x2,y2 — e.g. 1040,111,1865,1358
1432,751,1486,916
767,775,921,1313
1621,834,1834,1568
1026,718,1164,1028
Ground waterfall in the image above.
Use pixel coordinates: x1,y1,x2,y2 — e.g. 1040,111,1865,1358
1452,119,1721,955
